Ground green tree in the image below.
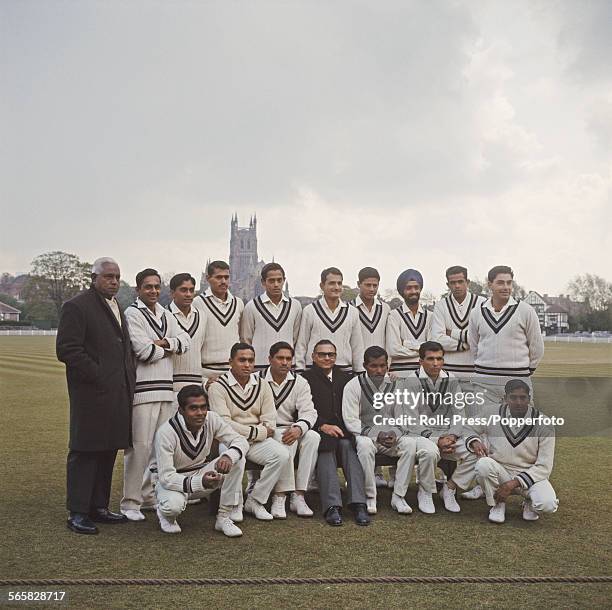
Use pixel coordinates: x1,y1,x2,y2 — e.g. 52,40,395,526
568,274,612,311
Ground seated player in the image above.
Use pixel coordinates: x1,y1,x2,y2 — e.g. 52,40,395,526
153,385,248,537
208,342,291,521
468,379,559,524
401,341,479,513
343,346,417,515
261,342,320,518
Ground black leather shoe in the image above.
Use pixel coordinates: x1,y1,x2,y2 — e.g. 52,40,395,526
67,513,99,535
350,503,371,526
89,508,128,524
325,506,343,526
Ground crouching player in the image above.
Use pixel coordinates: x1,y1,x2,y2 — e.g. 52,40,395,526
401,341,479,514
153,384,248,536
343,346,417,515
468,379,559,524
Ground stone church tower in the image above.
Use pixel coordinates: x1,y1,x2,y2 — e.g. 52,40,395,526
200,214,266,302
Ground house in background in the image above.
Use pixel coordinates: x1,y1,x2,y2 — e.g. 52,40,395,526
525,291,569,334
0,301,21,321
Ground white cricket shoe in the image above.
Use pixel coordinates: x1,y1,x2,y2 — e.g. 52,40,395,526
375,472,387,488
366,497,377,515
488,502,506,524
156,508,181,534
215,516,243,537
289,494,314,517
417,487,436,514
461,485,484,500
391,493,412,514
522,500,539,521
121,509,145,522
244,495,274,521
271,495,287,519
440,483,461,513
229,506,244,523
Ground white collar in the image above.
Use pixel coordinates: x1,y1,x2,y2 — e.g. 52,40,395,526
169,301,194,316
418,366,449,380
319,296,347,311
261,292,289,304
484,295,517,313
204,288,233,303
450,293,469,307
264,368,295,385
226,370,258,388
355,295,380,309
135,297,164,317
401,303,424,316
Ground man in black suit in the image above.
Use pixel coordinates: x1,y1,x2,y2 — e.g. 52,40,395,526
302,339,369,526
57,257,136,534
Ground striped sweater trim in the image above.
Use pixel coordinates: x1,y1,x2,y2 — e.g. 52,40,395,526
216,375,263,411
198,293,238,327
396,308,428,339
253,295,292,332
312,300,349,333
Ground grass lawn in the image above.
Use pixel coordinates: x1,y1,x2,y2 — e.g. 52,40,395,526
1,338,611,609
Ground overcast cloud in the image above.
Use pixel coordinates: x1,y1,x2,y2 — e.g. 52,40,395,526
1,0,610,297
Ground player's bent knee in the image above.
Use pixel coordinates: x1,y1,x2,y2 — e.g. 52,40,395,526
532,495,559,514
158,494,185,518
475,456,496,476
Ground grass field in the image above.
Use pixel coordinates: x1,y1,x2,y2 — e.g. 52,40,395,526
1,337,611,609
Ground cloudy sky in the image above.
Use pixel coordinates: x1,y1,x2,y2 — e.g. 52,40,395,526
1,0,610,298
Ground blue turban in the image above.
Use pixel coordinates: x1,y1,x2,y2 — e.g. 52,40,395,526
396,269,423,293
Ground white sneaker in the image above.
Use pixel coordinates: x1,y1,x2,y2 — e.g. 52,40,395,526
522,500,539,521
391,493,412,514
229,506,243,523
244,495,274,521
156,508,181,534
461,485,484,500
440,483,461,513
215,516,243,537
271,495,287,519
417,487,436,514
375,472,387,488
488,502,506,523
289,494,314,517
121,509,145,522
366,497,377,515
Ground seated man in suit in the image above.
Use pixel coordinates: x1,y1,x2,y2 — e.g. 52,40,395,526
302,340,370,527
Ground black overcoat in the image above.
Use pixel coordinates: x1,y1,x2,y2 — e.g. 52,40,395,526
302,365,352,452
56,287,135,451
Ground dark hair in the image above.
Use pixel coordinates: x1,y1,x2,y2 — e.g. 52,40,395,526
269,341,294,357
418,341,445,359
261,262,285,281
445,266,468,280
230,342,255,359
364,345,388,364
313,339,336,352
358,267,380,282
207,260,230,276
505,379,531,396
135,268,161,289
177,384,207,408
487,265,514,282
320,267,343,283
169,273,196,291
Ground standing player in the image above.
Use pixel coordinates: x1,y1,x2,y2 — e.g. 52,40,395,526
386,269,432,377
350,267,390,352
295,267,364,374
194,261,244,379
241,262,302,371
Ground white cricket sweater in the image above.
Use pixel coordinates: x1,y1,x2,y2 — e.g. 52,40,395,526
467,297,544,381
385,303,432,373
168,301,207,392
124,298,191,405
193,289,244,373
154,411,249,494
350,296,391,352
240,293,302,368
294,297,365,373
430,293,486,375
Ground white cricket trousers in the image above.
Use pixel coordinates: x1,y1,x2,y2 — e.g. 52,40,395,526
242,438,291,505
121,400,175,511
273,428,320,494
440,439,479,490
475,456,559,513
156,454,246,519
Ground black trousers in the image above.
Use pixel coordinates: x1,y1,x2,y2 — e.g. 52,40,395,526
66,449,117,514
